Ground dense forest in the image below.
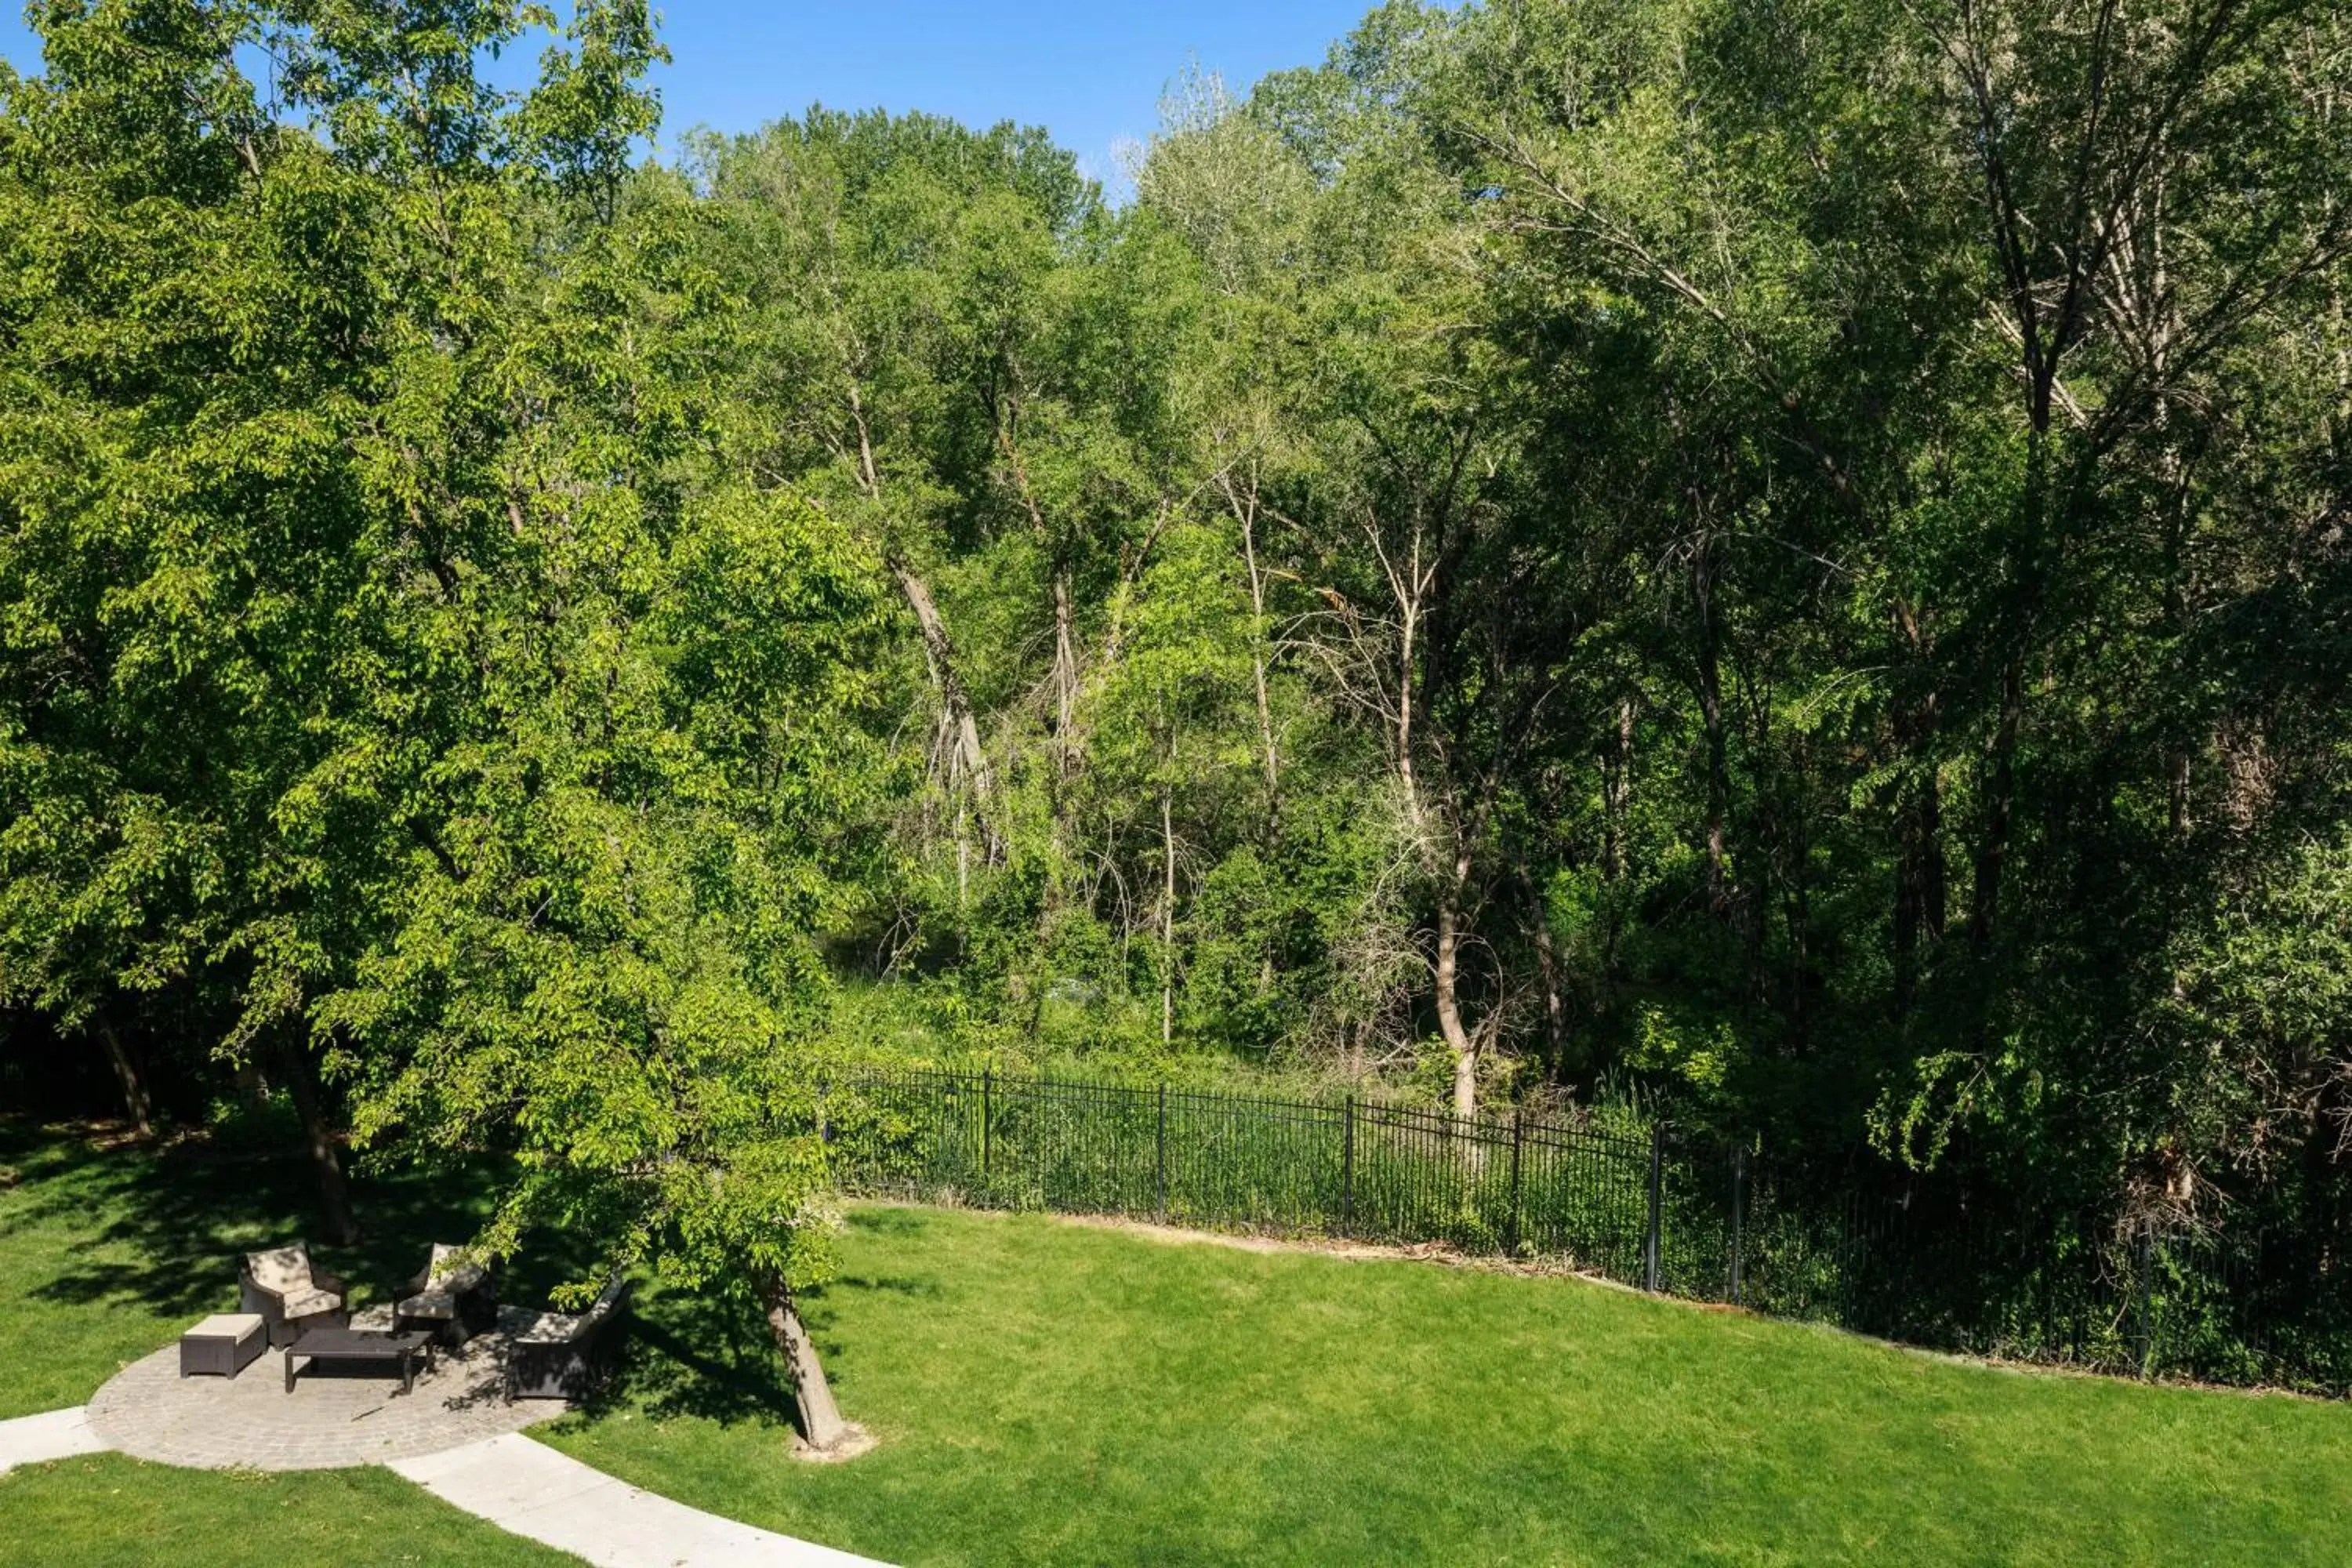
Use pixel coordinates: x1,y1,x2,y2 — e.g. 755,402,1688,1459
3,0,2350,1407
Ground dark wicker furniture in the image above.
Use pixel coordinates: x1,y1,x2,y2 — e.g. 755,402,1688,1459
240,1242,350,1348
179,1313,267,1378
394,1243,498,1346
501,1277,633,1402
282,1327,435,1395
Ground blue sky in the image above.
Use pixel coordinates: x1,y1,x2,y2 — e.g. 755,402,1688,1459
0,2,1375,188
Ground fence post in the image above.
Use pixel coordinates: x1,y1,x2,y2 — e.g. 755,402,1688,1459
1506,1109,1525,1255
1341,1095,1356,1237
1156,1083,1168,1222
981,1066,993,1186
1730,1143,1746,1307
1643,1123,1665,1293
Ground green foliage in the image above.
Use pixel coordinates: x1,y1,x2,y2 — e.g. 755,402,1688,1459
5,0,2351,1404
0,2,887,1319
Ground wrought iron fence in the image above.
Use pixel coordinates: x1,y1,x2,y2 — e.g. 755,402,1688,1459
824,1065,2350,1395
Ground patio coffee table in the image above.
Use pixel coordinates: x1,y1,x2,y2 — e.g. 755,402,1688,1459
283,1327,435,1395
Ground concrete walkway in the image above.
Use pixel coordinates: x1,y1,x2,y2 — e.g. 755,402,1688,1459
0,1406,108,1473
5,1403,888,1566
391,1433,887,1566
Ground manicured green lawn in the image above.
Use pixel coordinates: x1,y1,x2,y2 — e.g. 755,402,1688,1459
542,1204,2352,1566
12,1117,2352,1565
0,1454,574,1567
0,1122,578,1564
0,1124,270,1418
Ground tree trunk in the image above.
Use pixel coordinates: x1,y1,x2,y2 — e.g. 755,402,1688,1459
1693,532,1731,917
1520,869,1569,1080
1605,697,1635,880
760,1274,851,1453
1238,499,1283,846
234,1054,270,1110
1436,838,1477,1120
893,561,994,809
1051,566,1078,767
1161,783,1178,1047
278,1037,358,1245
1889,613,1944,1016
1396,576,1421,832
96,1021,152,1139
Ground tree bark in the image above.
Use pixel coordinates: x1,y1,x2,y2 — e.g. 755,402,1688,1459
1396,550,1422,833
278,1037,358,1245
892,561,994,808
234,1055,270,1111
1693,532,1731,917
1161,783,1178,1048
1235,488,1283,845
1051,564,1078,767
1520,869,1569,1080
1605,697,1635,880
1436,836,1477,1120
760,1274,851,1453
1889,606,1945,1015
96,1020,153,1139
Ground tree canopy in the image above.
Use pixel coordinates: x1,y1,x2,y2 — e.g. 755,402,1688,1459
2,0,2348,1439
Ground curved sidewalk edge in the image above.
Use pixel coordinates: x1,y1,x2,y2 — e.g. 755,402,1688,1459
0,1406,111,1473
390,1432,891,1567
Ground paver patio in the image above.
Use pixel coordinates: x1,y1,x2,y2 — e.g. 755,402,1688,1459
87,1324,551,1470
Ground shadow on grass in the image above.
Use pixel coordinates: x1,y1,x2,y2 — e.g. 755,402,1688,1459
844,1206,934,1238
573,1221,943,1436
5,1119,934,1444
601,1293,801,1428
0,1119,526,1324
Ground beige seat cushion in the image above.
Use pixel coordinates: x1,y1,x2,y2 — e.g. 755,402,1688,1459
498,1305,583,1345
186,1313,265,1346
421,1243,485,1293
277,1286,342,1319
398,1289,458,1319
245,1243,314,1296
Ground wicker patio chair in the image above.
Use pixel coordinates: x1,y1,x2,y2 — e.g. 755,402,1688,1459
500,1276,633,1401
394,1243,498,1345
239,1241,350,1348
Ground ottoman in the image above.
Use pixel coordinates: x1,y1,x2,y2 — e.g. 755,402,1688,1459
180,1312,267,1378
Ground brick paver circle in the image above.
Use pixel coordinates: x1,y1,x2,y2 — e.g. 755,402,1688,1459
89,1332,558,1471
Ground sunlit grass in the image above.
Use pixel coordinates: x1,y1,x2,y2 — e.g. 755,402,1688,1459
544,1203,2352,1566
0,1454,573,1567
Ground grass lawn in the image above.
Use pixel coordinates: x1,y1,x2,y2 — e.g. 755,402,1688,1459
0,1454,574,1567
541,1203,2352,1567
11,1116,2352,1566
0,1121,580,1564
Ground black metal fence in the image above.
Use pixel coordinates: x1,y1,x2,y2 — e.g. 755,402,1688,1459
826,1066,2350,1396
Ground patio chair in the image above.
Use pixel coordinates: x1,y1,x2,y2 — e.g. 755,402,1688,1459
394,1243,499,1346
239,1241,350,1348
500,1276,633,1402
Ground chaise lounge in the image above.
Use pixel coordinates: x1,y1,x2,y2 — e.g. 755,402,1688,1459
500,1277,632,1401
240,1242,350,1348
